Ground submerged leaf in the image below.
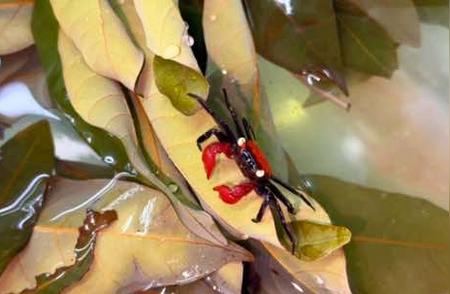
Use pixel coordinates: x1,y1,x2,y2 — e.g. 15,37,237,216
302,175,449,294
243,0,344,79
0,120,54,274
0,1,34,55
21,210,117,293
48,0,144,90
0,179,252,293
335,0,399,77
153,55,208,115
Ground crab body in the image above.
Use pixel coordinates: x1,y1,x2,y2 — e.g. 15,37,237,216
189,90,315,253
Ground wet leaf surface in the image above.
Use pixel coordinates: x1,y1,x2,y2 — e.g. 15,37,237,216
20,209,118,294
48,0,144,90
0,120,54,274
153,55,208,115
301,175,449,294
0,179,252,293
32,0,137,174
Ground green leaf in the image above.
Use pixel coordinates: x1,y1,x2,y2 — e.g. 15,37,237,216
273,215,351,261
20,210,117,294
31,0,136,175
244,0,344,77
301,175,449,294
0,120,54,274
153,55,208,115
335,0,399,78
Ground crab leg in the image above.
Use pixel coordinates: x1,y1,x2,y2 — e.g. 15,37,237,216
202,142,233,179
213,182,256,204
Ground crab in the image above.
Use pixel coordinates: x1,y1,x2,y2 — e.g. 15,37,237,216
188,90,315,252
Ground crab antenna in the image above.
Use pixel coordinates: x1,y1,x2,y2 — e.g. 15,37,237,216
222,89,246,139
271,176,315,211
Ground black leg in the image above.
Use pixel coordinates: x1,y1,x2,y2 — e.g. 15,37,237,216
267,182,296,214
196,128,229,150
242,118,256,140
269,196,297,254
271,176,315,210
252,196,270,223
188,93,236,141
222,89,245,139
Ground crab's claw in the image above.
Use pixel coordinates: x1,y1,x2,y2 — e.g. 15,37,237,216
202,142,233,179
213,183,255,204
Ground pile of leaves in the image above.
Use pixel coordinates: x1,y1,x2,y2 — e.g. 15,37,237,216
0,0,448,293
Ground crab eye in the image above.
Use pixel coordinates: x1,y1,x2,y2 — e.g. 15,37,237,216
237,137,246,147
256,169,265,178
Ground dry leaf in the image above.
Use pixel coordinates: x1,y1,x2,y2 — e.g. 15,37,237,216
0,178,252,293
49,0,144,90
0,1,33,55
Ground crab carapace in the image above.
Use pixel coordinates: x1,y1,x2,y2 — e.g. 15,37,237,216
188,90,315,252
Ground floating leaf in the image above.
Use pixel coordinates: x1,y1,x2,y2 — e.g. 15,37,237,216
0,1,34,55
302,175,449,294
0,179,252,293
32,0,137,174
274,219,351,261
48,0,144,90
21,209,117,293
153,55,208,115
0,120,54,274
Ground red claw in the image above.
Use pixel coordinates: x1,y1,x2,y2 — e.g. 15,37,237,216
202,142,233,179
213,183,255,204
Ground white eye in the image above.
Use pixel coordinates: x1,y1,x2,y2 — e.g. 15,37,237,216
256,170,265,178
237,137,246,147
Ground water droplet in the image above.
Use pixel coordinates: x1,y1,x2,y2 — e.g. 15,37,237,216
162,45,180,59
169,184,179,193
209,14,217,21
291,282,304,292
185,35,194,47
221,69,228,75
104,156,115,164
315,275,325,285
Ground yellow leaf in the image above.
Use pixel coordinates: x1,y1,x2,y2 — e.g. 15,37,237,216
0,1,33,55
49,0,144,90
203,0,258,90
58,30,228,246
57,30,146,174
0,179,252,293
133,0,281,247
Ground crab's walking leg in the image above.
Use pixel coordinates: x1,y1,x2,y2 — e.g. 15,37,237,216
202,142,233,179
213,182,255,204
242,117,256,140
269,196,297,254
196,128,229,150
267,182,296,214
222,89,246,138
271,176,315,210
252,197,270,223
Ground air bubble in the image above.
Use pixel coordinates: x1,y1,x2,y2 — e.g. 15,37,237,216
209,14,217,21
169,184,179,193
